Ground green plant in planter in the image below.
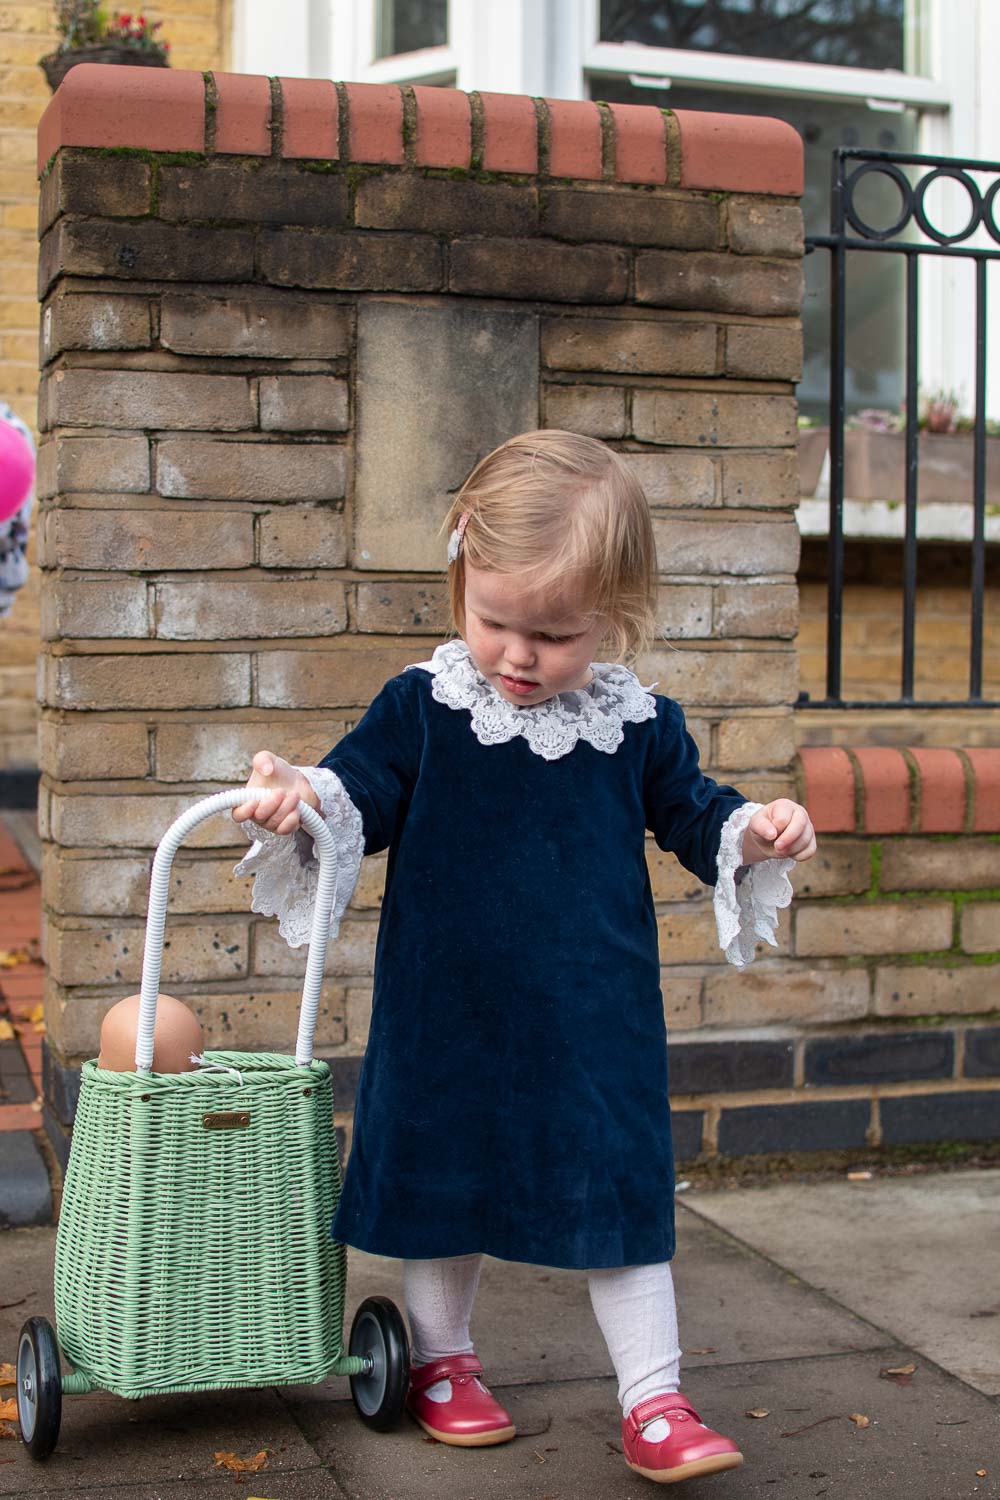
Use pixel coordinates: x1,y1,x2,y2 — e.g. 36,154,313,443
41,2,171,92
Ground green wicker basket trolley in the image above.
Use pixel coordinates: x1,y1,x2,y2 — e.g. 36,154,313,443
16,787,409,1460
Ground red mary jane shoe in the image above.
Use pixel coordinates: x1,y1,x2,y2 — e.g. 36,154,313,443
622,1393,743,1484
406,1354,516,1447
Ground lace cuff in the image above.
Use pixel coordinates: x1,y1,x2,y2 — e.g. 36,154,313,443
233,766,366,948
713,802,795,969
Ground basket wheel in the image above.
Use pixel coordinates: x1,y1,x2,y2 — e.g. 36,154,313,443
348,1295,410,1431
17,1316,62,1461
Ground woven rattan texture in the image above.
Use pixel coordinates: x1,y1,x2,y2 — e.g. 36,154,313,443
54,1052,347,1397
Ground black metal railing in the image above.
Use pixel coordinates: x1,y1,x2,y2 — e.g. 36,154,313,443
805,148,999,709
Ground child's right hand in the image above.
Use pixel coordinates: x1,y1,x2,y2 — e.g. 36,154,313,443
232,751,320,836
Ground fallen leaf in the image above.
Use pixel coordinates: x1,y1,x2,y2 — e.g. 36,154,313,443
0,1401,16,1422
605,1440,622,1454
0,950,30,970
28,1004,43,1025
745,1408,770,1419
533,1449,547,1464
0,1021,14,1042
880,1363,917,1385
977,1471,987,1478
212,1450,269,1474
0,1364,14,1386
33,1022,46,1035
0,1425,15,1441
850,1413,871,1428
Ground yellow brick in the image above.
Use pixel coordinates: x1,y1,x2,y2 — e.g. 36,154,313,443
0,133,39,166
0,6,57,33
0,261,37,297
0,99,45,129
0,64,50,99
0,162,37,196
1,330,39,359
1,363,40,393
162,16,222,48
0,297,36,328
2,201,37,229
0,392,36,427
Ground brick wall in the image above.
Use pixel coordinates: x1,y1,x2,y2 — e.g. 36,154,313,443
0,4,229,779
34,65,1000,1170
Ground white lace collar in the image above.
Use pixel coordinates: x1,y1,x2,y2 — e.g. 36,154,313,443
406,639,658,761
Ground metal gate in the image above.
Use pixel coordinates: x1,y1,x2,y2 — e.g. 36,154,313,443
805,147,999,709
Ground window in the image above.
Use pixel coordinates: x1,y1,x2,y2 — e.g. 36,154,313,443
376,0,449,60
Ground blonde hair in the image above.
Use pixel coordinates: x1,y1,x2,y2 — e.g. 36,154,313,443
441,430,657,663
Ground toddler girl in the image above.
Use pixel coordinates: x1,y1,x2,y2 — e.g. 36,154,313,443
233,429,816,1486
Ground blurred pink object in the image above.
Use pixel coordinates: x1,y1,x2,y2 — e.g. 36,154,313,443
0,417,34,522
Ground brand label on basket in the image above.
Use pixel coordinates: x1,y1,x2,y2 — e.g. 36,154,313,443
203,1111,251,1129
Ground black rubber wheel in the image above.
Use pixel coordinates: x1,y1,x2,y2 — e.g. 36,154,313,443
16,1317,62,1461
348,1295,410,1431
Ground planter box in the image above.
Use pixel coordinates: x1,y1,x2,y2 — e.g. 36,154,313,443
843,429,1000,505
797,427,828,498
40,46,168,93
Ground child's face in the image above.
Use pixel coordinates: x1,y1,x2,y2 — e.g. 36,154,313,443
463,564,606,706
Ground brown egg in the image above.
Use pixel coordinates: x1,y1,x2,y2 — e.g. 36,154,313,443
97,992,204,1073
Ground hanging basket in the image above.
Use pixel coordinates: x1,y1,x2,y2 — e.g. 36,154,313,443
40,45,169,93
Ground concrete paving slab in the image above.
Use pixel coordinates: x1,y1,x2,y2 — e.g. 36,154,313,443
682,1172,1000,1396
0,1473,348,1500
285,1350,1000,1500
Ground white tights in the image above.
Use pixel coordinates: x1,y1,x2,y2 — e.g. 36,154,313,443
403,1254,682,1430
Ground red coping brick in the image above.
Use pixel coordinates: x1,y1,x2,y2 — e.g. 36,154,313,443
413,86,471,169
545,98,603,180
798,747,856,833
37,63,206,175
966,748,1000,832
0,1105,43,1133
609,103,667,185
673,110,803,196
854,747,911,834
480,91,538,174
213,72,271,155
280,78,339,160
345,82,404,166
911,747,967,832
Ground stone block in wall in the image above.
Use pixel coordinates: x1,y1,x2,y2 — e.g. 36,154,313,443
41,579,149,640
258,506,347,569
258,228,443,292
652,517,799,577
714,583,799,638
655,906,727,964
354,301,538,571
964,1026,1000,1077
46,791,247,849
41,653,251,712
646,844,710,903
353,855,386,910
544,384,626,438
39,152,151,235
540,188,718,248
43,848,248,917
157,440,346,502
38,220,255,297
727,199,804,258
155,720,346,782
721,450,800,508
638,646,798,708
159,293,350,360
880,839,1000,892
346,986,373,1047
44,918,248,987
38,719,150,780
154,579,349,640
718,1100,871,1156
256,646,417,709
624,451,718,508
960,902,1000,955
185,988,347,1051
254,916,377,978
37,436,150,497
41,292,153,361
725,324,802,382
542,316,718,377
633,391,797,449
789,839,871,898
259,376,349,433
715,713,796,771
42,369,254,432
635,251,803,317
702,962,870,1028
880,1091,1000,1145
449,239,628,303
669,1036,794,1094
654,584,712,640
796,902,954,958
805,1029,954,1086
661,968,703,1030
158,161,350,227
39,509,256,571
355,175,538,237
354,581,450,635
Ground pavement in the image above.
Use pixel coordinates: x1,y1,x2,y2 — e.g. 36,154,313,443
1,1169,998,1500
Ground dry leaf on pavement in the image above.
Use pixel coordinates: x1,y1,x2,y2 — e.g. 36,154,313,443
0,1367,14,1387
0,950,30,970
0,1401,16,1422
977,1471,987,1478
212,1450,269,1473
880,1363,917,1385
850,1413,871,1428
0,1021,14,1042
0,1424,17,1441
745,1408,770,1418
28,1004,43,1024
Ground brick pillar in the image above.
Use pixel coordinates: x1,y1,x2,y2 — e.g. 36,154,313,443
35,66,804,1165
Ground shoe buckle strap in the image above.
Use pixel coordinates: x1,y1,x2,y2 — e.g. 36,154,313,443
627,1395,699,1436
409,1354,485,1393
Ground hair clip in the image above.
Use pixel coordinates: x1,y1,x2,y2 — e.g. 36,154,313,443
447,510,471,565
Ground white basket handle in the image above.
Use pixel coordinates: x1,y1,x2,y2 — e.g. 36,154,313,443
135,788,337,1074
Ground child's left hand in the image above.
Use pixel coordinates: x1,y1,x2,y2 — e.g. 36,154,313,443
742,799,816,864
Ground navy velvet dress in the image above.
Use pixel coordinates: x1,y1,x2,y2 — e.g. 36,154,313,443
320,654,745,1270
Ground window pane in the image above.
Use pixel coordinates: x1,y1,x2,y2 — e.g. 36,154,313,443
377,0,448,59
599,0,905,71
589,78,918,417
